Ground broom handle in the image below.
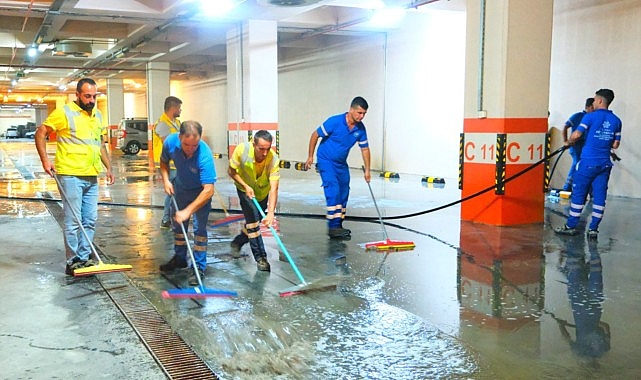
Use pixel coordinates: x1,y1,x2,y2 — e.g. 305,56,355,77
53,173,104,264
171,195,205,289
214,190,230,217
363,167,389,241
251,197,307,285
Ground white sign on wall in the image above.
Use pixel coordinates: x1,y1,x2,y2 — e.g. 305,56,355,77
463,133,546,164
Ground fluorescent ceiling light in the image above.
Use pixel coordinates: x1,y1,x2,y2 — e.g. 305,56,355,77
149,52,166,60
169,42,190,53
369,8,406,28
201,0,236,17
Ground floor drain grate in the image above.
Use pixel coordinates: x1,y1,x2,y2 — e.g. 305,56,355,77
107,285,219,380
46,202,219,380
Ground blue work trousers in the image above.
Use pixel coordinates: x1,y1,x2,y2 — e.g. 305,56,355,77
317,160,350,228
567,162,612,231
563,147,582,191
171,188,211,271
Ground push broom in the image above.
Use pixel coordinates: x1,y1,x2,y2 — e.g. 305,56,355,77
162,196,237,299
251,197,338,297
53,173,133,276
363,168,416,252
210,190,244,228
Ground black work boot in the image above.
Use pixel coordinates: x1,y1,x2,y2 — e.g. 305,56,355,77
256,257,271,272
188,268,205,286
554,225,578,236
328,227,351,240
159,255,187,273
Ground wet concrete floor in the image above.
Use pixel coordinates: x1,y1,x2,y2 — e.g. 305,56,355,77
1,139,641,379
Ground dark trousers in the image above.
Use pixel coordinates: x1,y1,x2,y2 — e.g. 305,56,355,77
233,189,268,261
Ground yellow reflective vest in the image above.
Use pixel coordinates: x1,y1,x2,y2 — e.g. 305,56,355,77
43,102,106,176
230,142,280,201
153,112,180,165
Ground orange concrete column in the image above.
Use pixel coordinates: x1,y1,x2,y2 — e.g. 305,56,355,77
226,20,279,157
461,0,554,225
458,221,544,330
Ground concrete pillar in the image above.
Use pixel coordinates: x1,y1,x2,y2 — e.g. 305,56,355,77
106,79,124,126
460,0,554,225
146,61,171,168
106,79,124,150
226,20,279,157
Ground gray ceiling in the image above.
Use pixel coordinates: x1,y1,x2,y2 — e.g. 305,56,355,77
0,0,464,102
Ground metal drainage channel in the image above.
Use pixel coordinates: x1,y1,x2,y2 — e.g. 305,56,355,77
46,200,219,380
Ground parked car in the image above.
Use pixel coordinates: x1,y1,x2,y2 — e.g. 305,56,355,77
115,118,149,155
25,130,36,138
5,127,19,139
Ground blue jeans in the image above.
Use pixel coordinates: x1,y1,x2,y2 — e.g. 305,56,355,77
171,188,211,271
57,175,99,263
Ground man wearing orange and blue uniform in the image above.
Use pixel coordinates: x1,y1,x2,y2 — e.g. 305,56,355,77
158,120,216,286
306,96,371,240
35,78,115,275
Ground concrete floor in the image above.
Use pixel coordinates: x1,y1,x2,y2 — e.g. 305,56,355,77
1,139,640,379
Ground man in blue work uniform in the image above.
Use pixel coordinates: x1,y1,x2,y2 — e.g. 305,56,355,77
158,120,216,285
555,89,622,240
562,97,594,191
305,96,371,240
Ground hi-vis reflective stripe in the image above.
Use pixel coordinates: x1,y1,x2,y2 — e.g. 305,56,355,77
247,230,261,238
57,136,102,146
64,105,103,138
245,221,260,229
326,204,342,211
193,245,207,252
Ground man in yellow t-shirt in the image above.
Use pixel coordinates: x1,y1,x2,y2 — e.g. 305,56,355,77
153,96,182,228
227,130,280,272
35,77,114,276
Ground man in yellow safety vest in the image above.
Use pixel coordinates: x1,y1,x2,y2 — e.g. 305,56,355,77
35,77,115,276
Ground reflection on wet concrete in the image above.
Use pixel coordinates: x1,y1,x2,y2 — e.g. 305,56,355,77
558,237,610,363
4,140,641,378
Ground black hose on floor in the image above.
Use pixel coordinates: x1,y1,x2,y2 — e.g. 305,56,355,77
0,146,567,222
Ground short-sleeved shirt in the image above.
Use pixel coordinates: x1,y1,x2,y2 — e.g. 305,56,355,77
316,112,369,164
43,102,106,176
577,109,622,166
160,133,216,191
153,113,180,165
566,111,587,150
229,142,280,201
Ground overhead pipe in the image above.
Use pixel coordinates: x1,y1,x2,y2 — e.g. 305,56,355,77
20,0,35,32
477,0,486,113
0,63,144,72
